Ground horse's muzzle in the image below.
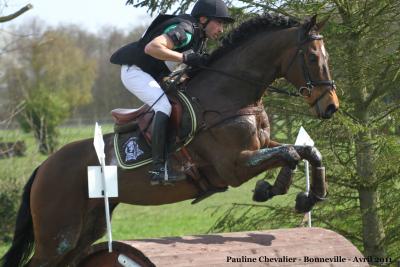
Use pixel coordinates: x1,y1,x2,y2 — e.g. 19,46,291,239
321,104,338,119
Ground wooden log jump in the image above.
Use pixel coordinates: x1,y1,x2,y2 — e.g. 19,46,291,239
77,227,369,267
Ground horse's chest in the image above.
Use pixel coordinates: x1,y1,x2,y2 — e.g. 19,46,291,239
256,111,270,147
236,114,270,149
211,116,266,150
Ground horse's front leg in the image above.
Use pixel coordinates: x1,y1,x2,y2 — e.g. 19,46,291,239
291,145,327,213
237,144,327,213
238,144,298,202
252,166,294,202
252,140,295,201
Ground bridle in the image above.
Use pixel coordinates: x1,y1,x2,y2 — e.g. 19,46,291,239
284,32,336,108
185,28,336,102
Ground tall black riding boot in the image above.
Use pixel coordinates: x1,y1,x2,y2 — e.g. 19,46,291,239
149,111,177,185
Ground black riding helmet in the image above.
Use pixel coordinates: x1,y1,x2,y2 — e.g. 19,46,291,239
191,0,235,23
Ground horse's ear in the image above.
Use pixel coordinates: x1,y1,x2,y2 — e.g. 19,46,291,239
316,15,329,32
304,14,318,33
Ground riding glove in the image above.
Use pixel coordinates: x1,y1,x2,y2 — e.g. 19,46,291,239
183,52,209,67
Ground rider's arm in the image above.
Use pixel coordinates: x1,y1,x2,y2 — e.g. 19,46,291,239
144,34,184,62
144,22,193,63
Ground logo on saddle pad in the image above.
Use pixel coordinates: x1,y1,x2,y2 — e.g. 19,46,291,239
114,91,197,169
123,137,144,162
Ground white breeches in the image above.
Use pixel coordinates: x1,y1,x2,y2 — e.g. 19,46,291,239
121,65,172,116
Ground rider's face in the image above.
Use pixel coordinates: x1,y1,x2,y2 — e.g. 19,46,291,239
201,17,224,40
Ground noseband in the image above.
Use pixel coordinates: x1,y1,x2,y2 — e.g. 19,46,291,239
285,33,336,108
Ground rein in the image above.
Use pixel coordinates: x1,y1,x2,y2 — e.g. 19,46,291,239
195,31,336,101
196,65,301,97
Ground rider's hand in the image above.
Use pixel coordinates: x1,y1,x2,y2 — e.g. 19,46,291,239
182,52,209,67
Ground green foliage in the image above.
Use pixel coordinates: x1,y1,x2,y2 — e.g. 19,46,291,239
0,129,46,244
126,0,192,15
0,0,399,262
178,0,400,260
0,125,269,253
0,126,95,248
0,176,21,243
4,29,97,154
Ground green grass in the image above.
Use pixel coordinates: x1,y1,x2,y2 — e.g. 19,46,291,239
110,179,262,240
0,125,301,256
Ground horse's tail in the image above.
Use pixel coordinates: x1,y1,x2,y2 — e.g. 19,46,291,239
0,166,39,267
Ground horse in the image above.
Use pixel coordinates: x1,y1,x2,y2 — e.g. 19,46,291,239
1,14,339,267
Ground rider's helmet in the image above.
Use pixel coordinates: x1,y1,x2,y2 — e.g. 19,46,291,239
191,0,235,23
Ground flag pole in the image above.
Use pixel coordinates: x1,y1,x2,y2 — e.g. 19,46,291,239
304,160,312,227
94,123,113,252
295,126,314,228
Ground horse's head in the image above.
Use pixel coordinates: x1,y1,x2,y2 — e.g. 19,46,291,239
282,15,339,119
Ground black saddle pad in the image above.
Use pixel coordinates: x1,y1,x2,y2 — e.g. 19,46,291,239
114,91,197,169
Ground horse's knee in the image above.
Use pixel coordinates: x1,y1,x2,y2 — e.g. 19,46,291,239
295,146,322,167
308,146,322,166
284,146,301,169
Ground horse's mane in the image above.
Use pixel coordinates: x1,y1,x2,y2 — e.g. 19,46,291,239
208,14,300,63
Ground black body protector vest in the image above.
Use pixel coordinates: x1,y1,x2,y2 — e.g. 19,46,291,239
110,14,206,81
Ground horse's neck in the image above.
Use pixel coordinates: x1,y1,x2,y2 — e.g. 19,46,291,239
188,28,298,111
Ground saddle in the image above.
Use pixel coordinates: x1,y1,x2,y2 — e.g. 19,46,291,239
111,95,183,144
111,90,228,203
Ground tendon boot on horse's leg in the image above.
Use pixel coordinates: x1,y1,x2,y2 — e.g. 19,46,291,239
253,166,294,202
292,145,328,213
149,111,178,185
295,163,328,213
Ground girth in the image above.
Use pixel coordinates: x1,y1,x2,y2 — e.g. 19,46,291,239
195,101,266,132
111,90,266,204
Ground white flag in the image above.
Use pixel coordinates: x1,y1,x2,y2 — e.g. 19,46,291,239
295,126,314,146
93,122,105,164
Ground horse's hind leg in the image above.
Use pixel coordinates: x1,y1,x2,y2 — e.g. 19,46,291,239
28,182,87,266
26,215,84,267
60,204,119,266
292,145,327,212
27,228,95,267
27,203,117,267
27,237,80,266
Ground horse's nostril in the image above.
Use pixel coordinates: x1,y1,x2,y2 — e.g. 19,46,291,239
324,104,337,118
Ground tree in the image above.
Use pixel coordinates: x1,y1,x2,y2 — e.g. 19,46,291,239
125,0,400,261
80,26,146,119
310,0,400,260
4,21,97,153
0,3,32,23
0,1,33,124
53,25,147,121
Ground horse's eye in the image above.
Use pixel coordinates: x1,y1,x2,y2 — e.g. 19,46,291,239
309,54,318,63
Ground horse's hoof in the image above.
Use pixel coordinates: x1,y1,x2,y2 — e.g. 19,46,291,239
295,192,314,213
252,180,274,202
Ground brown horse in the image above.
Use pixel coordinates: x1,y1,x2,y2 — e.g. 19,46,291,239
1,14,339,267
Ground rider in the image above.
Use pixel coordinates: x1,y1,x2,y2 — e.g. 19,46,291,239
110,0,234,185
